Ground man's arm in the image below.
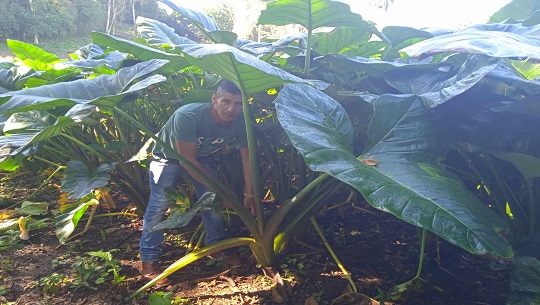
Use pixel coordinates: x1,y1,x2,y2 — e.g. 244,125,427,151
240,147,256,215
175,139,216,190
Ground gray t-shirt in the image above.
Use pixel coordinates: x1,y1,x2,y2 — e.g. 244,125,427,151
153,102,248,159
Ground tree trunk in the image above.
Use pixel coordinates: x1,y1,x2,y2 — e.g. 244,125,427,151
132,0,136,35
106,0,113,34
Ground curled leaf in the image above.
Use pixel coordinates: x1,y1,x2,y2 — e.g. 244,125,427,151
18,216,30,240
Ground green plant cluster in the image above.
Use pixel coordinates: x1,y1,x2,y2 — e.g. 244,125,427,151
0,0,540,303
33,250,124,294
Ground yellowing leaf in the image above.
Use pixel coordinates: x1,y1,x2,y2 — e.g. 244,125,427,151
0,209,16,219
18,216,30,240
360,158,377,166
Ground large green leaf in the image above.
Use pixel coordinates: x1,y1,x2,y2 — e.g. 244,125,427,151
258,0,366,30
61,161,116,199
0,65,34,92
0,59,168,115
380,26,433,59
495,153,540,185
275,83,513,258
158,0,219,32
489,0,540,23
152,192,218,231
7,40,60,71
401,30,540,60
177,44,306,94
55,197,98,244
91,32,189,74
314,27,372,55
3,110,49,133
136,16,195,47
386,55,500,108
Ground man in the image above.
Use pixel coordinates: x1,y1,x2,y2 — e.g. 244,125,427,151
139,80,256,285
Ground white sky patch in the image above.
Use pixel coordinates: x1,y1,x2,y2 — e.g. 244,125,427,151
162,0,512,30
342,0,511,29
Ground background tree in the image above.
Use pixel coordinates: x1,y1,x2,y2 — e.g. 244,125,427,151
27,0,77,43
73,0,107,36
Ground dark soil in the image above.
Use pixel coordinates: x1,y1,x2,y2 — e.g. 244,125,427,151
0,170,511,305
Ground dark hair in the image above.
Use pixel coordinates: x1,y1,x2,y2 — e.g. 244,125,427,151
217,80,241,95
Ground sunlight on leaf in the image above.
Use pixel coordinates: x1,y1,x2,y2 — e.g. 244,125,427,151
61,161,116,200
55,198,98,244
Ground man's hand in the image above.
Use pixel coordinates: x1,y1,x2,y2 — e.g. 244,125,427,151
243,194,256,216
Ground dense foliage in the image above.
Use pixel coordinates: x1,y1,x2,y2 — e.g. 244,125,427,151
1,0,540,303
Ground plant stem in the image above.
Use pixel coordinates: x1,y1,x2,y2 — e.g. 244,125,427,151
237,85,264,236
416,228,428,278
65,204,98,243
58,133,106,160
310,217,357,293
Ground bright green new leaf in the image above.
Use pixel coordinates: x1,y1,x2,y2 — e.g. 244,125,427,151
61,161,116,199
258,0,366,30
55,198,98,244
6,40,60,71
275,83,513,258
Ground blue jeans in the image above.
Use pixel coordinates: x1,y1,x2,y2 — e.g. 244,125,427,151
139,156,225,262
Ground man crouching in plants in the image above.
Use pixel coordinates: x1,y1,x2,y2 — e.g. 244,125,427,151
139,80,256,285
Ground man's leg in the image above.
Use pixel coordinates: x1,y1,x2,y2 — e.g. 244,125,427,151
190,157,225,246
140,160,183,264
194,156,243,268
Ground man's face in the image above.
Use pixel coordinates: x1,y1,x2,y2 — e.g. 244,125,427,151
211,91,243,124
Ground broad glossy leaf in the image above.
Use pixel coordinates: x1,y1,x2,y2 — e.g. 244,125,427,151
15,201,49,216
258,0,366,30
208,30,238,46
495,153,540,184
0,59,168,115
152,192,218,230
55,197,98,243
136,16,195,47
0,65,34,91
65,50,126,72
3,110,49,133
25,69,80,88
401,30,540,60
381,26,433,59
91,32,189,74
275,83,513,258
386,55,500,108
0,116,82,160
61,161,116,199
489,0,540,23
158,0,219,32
7,40,60,71
314,27,372,55
464,23,540,36
177,44,306,94
316,54,435,76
